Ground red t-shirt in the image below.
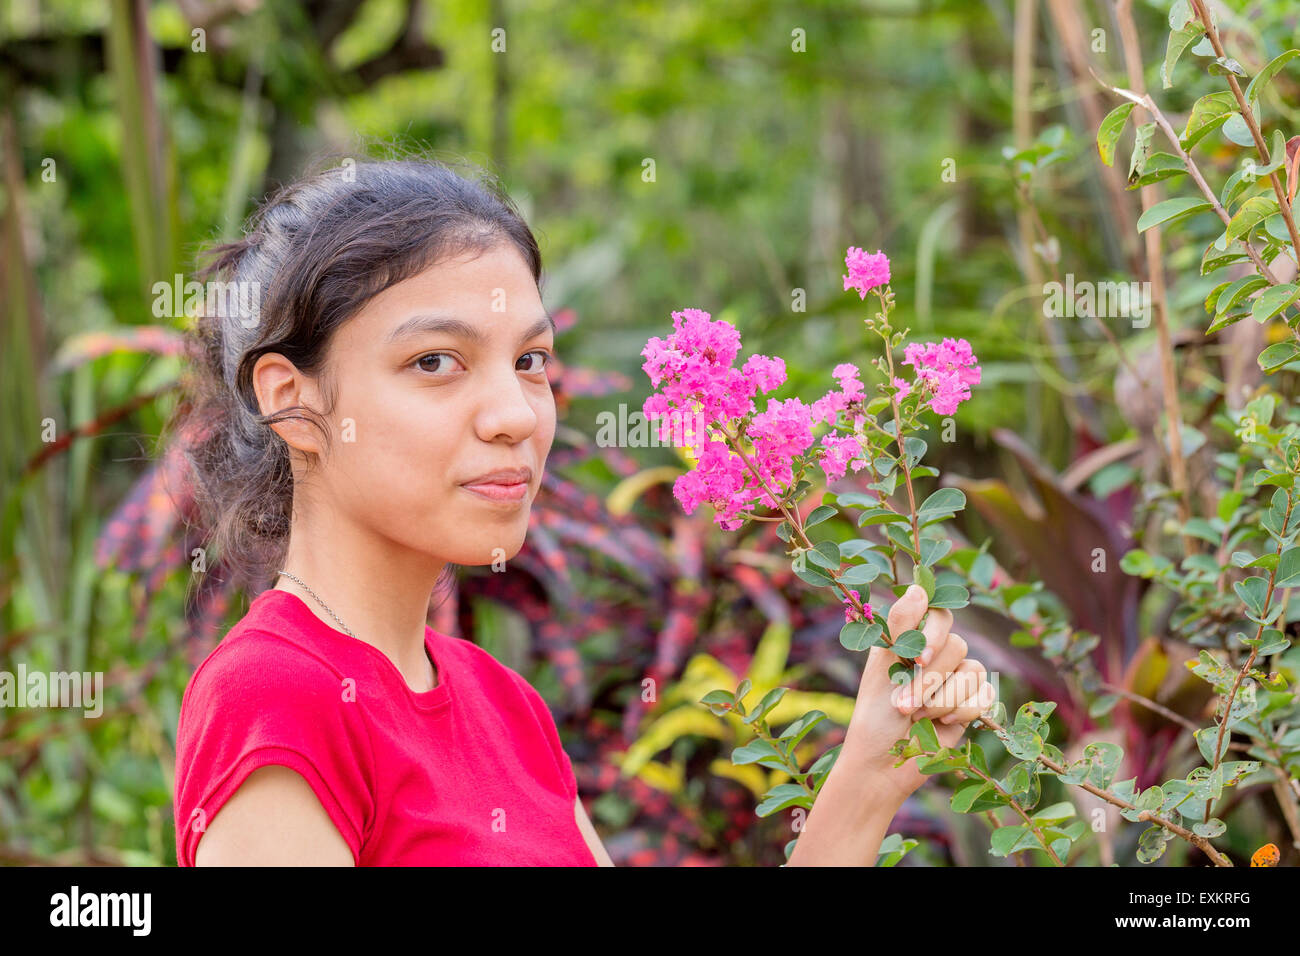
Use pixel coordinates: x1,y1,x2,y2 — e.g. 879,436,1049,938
173,587,596,866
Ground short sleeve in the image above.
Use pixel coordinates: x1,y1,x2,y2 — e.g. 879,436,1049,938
518,680,578,802
173,634,375,866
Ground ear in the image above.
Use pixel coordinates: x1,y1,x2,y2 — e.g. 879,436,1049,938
251,352,326,457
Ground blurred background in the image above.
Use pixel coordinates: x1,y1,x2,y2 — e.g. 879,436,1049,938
2,0,1297,866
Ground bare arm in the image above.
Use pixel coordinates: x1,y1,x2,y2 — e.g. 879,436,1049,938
194,765,355,866
784,761,906,866
574,794,615,866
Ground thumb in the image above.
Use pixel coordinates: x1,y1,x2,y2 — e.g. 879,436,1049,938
885,584,929,642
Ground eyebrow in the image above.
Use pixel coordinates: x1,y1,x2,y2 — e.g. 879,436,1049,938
387,310,557,346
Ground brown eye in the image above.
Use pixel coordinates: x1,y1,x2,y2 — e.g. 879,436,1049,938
518,350,550,373
415,353,460,374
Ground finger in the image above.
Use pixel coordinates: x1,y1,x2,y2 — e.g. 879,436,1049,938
915,657,984,719
892,605,952,715
917,607,953,667
938,677,998,726
919,630,967,692
886,584,929,642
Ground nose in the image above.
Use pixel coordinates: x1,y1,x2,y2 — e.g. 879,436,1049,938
472,359,544,444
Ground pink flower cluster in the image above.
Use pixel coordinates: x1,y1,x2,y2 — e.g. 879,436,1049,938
842,589,875,625
892,338,982,416
842,247,891,299
641,309,865,530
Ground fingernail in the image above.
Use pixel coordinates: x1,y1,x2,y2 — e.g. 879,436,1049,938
919,647,933,666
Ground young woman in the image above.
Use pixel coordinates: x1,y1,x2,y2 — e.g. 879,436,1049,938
171,156,995,866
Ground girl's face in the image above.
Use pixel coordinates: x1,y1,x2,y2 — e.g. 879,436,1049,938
297,243,557,568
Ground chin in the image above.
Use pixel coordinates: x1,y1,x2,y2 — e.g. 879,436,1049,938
447,534,527,568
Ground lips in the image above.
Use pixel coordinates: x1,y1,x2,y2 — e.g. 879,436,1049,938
459,466,533,503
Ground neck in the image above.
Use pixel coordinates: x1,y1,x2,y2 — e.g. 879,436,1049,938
274,497,444,690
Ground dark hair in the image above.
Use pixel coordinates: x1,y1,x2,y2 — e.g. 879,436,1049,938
175,152,543,592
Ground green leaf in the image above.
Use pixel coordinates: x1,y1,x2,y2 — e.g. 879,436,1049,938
742,687,787,726
1163,22,1206,89
1031,801,1077,826
1222,112,1256,147
840,620,884,652
1083,741,1124,788
1244,49,1300,105
837,562,880,587
1204,279,1234,314
1181,91,1237,149
1215,274,1269,315
779,710,827,752
1182,517,1220,545
865,396,891,415
793,562,834,588
929,584,970,609
807,539,841,570
1127,122,1155,184
1005,726,1043,761
892,629,927,660
1265,211,1292,243
1227,196,1280,243
804,505,837,528
1137,197,1211,233
917,488,965,520
1263,488,1299,537
914,563,935,599
857,507,910,527
755,783,813,818
1128,151,1186,189
838,539,876,559
919,537,952,568
1217,491,1244,524
990,825,1029,858
1202,239,1251,275
732,737,788,768
1207,308,1249,335
1136,825,1173,863
1193,818,1227,838
1234,575,1269,617
1208,56,1246,78
875,833,918,867
1252,283,1300,324
1275,548,1300,588
1259,341,1300,373
700,689,735,715
1097,102,1136,167
1089,694,1120,718
912,717,940,752
951,779,990,812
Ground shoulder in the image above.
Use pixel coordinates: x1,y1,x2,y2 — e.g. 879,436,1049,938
180,625,351,724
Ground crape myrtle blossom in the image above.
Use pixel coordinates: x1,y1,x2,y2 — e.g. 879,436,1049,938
842,247,891,299
843,589,875,625
892,337,982,416
641,309,866,531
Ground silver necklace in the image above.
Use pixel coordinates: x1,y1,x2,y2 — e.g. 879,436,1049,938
277,570,437,687
277,570,359,640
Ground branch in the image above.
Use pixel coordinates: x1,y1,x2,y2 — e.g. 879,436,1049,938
1190,0,1300,269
